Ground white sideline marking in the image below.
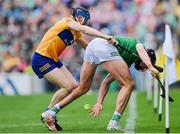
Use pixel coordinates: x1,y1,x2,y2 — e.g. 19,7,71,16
124,92,137,133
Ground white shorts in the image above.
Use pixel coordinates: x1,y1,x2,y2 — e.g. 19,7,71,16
84,38,122,65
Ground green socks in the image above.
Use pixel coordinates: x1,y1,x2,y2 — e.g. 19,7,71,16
49,104,60,116
111,111,121,122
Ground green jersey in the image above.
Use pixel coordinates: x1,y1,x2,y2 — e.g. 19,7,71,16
115,36,141,67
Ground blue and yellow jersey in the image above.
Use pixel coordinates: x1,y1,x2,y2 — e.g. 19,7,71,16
36,17,82,62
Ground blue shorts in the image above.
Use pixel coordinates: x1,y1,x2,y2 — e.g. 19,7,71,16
31,52,63,79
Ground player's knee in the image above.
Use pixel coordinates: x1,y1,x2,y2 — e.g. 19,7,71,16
124,80,134,90
129,80,135,89
65,82,79,92
79,84,90,94
128,80,135,91
72,82,79,89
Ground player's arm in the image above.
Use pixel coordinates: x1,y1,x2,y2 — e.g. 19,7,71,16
67,19,116,44
136,43,159,77
90,73,115,117
136,43,153,68
97,73,114,105
76,37,88,49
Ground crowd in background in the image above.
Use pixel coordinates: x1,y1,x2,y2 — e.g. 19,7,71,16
0,0,179,87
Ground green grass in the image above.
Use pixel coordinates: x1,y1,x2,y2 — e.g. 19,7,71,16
0,90,180,133
136,90,180,133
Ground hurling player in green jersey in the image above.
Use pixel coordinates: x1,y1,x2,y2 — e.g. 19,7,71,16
91,36,159,130
43,36,159,131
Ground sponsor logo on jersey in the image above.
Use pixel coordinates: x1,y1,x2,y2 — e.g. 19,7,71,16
110,52,119,56
57,29,74,46
39,63,51,72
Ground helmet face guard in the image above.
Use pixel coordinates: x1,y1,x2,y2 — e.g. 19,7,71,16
146,49,156,65
134,61,144,71
72,7,90,25
135,49,156,71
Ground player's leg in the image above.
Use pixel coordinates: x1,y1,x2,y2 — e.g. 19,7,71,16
32,53,78,109
41,66,78,131
55,60,97,109
47,88,69,108
32,53,78,131
44,66,78,91
42,60,96,131
44,66,78,108
48,40,98,110
102,60,134,113
102,60,134,130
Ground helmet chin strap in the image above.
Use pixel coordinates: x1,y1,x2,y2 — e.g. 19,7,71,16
81,17,85,24
74,17,78,23
75,16,85,24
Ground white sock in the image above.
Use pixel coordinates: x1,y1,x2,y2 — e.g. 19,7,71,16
114,111,121,116
49,104,60,117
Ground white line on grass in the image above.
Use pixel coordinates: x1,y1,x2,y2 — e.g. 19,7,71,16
124,91,137,133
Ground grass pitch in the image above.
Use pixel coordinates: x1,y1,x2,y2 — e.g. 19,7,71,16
0,90,180,133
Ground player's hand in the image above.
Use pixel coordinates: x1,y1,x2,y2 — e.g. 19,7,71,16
107,36,118,46
148,65,159,79
90,103,102,117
